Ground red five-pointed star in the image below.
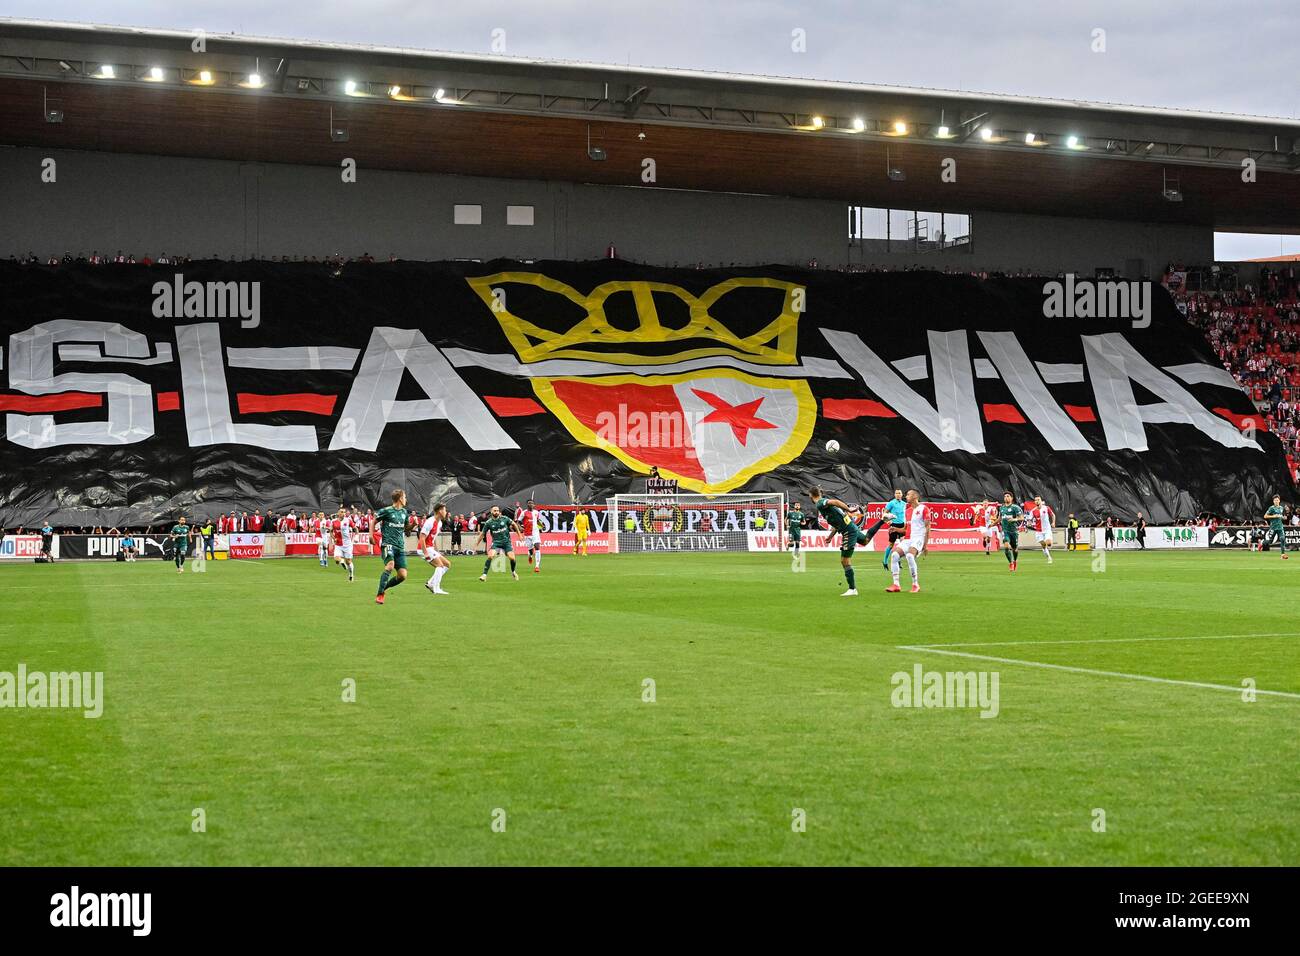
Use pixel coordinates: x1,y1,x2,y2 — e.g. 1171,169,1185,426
691,389,778,446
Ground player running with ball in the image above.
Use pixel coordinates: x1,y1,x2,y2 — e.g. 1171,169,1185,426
374,489,411,605
477,505,523,582
807,485,870,596
886,490,929,593
418,503,453,593
997,492,1024,571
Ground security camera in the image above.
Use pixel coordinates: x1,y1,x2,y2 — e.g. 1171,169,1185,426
637,131,646,141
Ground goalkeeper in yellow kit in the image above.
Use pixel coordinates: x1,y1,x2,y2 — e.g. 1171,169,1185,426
573,508,590,556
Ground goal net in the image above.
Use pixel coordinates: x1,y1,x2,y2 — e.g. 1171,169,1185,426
607,492,786,553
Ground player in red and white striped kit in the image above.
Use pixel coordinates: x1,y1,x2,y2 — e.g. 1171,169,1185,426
976,499,1000,555
520,498,543,573
418,503,452,595
332,507,356,582
314,511,330,567
1031,496,1056,564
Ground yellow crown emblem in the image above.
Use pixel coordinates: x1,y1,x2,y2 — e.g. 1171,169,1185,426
465,273,802,367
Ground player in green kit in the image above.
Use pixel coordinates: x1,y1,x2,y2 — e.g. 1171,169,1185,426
787,501,803,555
169,515,190,574
374,488,411,605
807,485,869,596
1262,494,1289,560
997,492,1024,572
476,505,523,581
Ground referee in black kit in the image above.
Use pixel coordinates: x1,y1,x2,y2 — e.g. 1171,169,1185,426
1135,512,1148,549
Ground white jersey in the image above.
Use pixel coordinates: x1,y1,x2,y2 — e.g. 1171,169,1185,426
337,516,353,545
420,516,443,558
908,503,929,540
1033,505,1054,532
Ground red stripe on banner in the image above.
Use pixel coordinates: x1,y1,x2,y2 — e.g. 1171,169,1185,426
156,391,180,412
982,403,1026,424
822,398,898,420
236,393,337,415
483,395,546,417
1064,404,1097,422
0,392,103,412
1214,407,1268,432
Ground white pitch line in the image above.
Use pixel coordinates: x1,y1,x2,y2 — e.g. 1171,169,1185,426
907,632,1300,649
895,645,1300,700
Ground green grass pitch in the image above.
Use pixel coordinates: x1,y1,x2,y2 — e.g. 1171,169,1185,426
1,547,1296,866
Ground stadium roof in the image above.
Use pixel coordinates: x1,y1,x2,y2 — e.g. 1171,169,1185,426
3,17,1299,231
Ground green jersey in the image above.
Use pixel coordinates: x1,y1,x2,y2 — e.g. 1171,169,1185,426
170,523,190,553
375,506,410,550
814,497,851,533
787,510,803,533
1265,505,1285,531
997,504,1023,533
484,515,513,547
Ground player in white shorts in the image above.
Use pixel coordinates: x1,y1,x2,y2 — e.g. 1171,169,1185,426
1031,495,1055,563
521,498,543,572
887,489,930,594
332,506,355,581
977,499,999,555
315,512,330,567
418,502,451,595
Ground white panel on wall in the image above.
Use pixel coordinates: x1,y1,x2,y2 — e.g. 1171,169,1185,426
506,205,535,226
453,204,482,225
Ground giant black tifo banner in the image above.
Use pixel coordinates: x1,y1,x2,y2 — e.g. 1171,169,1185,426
0,260,1291,527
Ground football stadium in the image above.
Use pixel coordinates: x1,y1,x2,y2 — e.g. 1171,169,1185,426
0,3,1297,930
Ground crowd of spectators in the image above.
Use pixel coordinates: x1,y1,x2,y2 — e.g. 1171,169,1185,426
1170,263,1300,482
6,250,401,268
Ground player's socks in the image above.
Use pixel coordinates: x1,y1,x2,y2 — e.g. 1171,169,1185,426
433,566,447,589
377,570,390,595
890,551,901,587
534,549,541,570
905,552,918,585
384,574,404,591
509,557,517,574
483,558,492,575
1003,547,1013,565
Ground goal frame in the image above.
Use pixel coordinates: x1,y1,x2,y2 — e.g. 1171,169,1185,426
606,492,787,554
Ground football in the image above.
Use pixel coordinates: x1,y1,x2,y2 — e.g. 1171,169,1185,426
825,439,841,453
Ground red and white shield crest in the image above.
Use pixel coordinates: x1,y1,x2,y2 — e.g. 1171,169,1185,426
532,370,816,493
